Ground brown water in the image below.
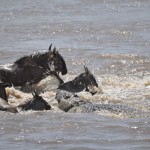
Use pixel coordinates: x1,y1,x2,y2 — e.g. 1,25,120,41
0,0,150,149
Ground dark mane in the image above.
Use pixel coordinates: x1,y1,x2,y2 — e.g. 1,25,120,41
31,52,47,60
72,72,85,83
14,56,30,65
14,55,37,68
31,52,49,67
14,52,43,66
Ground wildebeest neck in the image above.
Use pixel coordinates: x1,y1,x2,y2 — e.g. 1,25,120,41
58,54,67,75
58,74,88,93
58,80,86,93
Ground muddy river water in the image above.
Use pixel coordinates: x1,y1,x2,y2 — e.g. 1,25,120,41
0,0,150,149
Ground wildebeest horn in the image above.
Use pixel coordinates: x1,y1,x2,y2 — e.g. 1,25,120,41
53,47,56,53
84,66,88,72
84,66,91,74
49,43,53,51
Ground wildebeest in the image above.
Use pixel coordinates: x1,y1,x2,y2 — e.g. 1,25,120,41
0,44,67,87
0,83,51,113
19,91,51,111
58,66,98,95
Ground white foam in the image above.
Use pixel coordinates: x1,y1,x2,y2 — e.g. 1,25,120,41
0,63,13,70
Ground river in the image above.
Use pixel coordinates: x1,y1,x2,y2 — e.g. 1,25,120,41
0,0,150,149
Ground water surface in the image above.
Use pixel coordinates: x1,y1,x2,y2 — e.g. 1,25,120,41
0,0,150,149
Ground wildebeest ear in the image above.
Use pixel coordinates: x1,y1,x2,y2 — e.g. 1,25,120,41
84,66,88,72
53,47,59,57
48,43,53,51
53,47,56,53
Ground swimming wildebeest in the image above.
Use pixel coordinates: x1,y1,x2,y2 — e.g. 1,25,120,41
19,91,51,111
0,83,51,113
0,44,67,87
58,66,98,95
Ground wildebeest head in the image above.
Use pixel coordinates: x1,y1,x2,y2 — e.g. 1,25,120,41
80,66,98,95
47,44,67,75
15,44,67,76
58,66,98,95
23,91,51,111
34,44,67,75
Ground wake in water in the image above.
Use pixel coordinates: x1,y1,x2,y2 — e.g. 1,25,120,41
0,51,150,119
3,69,150,119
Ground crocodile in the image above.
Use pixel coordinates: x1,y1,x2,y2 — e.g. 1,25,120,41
55,90,145,118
